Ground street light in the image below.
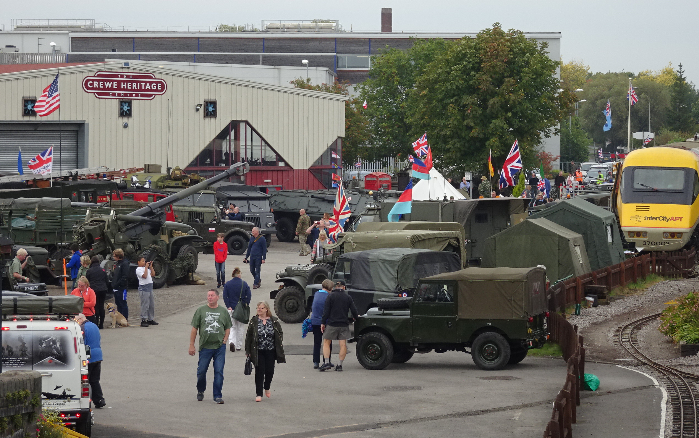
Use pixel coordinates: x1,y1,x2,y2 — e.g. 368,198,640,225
302,59,309,81
569,89,585,131
49,41,56,55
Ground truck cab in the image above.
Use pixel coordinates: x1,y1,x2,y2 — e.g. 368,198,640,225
353,266,549,371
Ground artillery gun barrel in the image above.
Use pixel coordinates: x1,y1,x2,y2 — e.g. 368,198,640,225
127,163,250,218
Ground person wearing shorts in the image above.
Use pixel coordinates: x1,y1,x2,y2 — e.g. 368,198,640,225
319,280,359,372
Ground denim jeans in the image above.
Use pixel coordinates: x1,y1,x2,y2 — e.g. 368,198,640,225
113,289,128,320
196,344,226,399
249,257,262,286
215,262,225,286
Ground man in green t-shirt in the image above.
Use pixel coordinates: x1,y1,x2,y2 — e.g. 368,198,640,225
189,289,232,404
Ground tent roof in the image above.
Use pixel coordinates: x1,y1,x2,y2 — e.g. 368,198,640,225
532,197,615,221
424,266,544,282
412,168,466,201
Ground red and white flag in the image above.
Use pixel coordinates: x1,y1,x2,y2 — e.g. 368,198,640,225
28,146,53,175
34,74,60,117
362,100,367,109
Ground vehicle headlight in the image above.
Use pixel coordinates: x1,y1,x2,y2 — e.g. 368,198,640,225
266,222,274,228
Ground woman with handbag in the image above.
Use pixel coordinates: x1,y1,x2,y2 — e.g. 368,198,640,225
223,267,251,352
245,301,285,402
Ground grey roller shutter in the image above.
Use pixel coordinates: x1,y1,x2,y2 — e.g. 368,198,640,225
0,129,78,175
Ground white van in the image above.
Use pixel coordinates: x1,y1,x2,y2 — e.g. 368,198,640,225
1,294,92,436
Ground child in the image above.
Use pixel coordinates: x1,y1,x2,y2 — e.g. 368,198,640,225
213,233,228,288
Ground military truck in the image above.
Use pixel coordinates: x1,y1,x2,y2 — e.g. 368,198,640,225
171,204,257,255
352,266,550,371
1,235,56,290
214,184,276,238
271,224,466,323
73,163,249,289
268,188,400,242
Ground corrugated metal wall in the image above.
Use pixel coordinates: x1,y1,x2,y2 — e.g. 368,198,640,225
0,62,345,174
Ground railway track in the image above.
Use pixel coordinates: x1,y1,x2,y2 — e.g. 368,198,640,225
617,313,699,437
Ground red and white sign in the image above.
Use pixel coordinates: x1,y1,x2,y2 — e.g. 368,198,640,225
82,71,167,100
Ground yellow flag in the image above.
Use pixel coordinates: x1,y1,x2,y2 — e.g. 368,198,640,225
488,149,494,177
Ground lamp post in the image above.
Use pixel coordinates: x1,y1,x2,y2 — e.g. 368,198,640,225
569,89,584,131
50,41,56,55
302,59,309,81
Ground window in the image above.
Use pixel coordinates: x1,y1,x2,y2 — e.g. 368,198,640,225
23,99,36,116
204,100,217,118
414,282,454,303
119,100,132,117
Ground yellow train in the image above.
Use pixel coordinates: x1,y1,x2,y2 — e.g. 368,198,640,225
612,146,699,252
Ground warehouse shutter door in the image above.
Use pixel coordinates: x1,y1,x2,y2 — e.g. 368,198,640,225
0,129,78,175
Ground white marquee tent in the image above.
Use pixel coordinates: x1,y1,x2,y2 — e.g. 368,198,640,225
412,168,467,201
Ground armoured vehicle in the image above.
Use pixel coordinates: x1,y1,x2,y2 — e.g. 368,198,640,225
1,235,55,291
268,188,400,242
352,266,550,371
74,163,249,289
214,184,276,238
271,223,466,323
171,204,257,255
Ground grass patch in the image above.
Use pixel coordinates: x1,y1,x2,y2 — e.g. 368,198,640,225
527,342,563,357
609,274,665,298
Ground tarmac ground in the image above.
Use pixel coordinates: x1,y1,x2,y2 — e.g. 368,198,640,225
80,240,662,438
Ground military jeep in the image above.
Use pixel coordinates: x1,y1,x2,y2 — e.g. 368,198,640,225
270,225,466,323
352,266,550,371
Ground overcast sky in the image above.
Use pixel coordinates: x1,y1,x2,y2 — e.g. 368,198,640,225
4,0,698,85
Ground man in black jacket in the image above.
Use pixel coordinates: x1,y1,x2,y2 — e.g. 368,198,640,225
111,249,130,320
319,281,359,372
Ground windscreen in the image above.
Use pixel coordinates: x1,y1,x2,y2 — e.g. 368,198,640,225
621,166,698,205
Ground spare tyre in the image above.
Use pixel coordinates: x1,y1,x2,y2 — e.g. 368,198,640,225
307,263,333,285
377,297,412,310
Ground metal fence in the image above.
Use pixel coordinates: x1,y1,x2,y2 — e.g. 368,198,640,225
343,158,408,175
0,53,66,64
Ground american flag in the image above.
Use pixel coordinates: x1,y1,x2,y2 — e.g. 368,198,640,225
643,136,652,145
412,133,429,157
34,74,60,117
627,83,638,106
499,140,522,188
327,181,351,242
28,146,53,175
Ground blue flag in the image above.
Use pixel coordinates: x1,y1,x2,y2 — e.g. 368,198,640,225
17,147,23,175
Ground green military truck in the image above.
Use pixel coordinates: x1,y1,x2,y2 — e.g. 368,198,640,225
171,204,257,255
352,266,550,371
271,225,466,323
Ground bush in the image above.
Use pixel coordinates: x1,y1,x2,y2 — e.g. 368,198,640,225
659,292,699,344
37,410,66,438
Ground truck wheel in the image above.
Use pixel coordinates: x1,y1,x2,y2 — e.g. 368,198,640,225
377,297,412,310
142,250,169,290
274,286,308,323
276,217,295,242
227,235,248,256
357,331,394,370
307,263,333,285
471,332,511,370
508,345,528,365
392,346,414,364
75,413,92,437
177,244,199,272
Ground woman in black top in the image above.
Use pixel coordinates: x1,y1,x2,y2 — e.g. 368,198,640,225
245,301,285,402
86,256,109,329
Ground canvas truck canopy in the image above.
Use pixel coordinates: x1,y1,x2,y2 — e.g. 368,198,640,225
530,197,624,271
336,248,462,292
421,267,547,319
329,229,465,265
1,295,84,315
481,218,591,283
355,221,466,240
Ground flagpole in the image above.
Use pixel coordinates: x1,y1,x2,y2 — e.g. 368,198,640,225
627,78,632,153
58,67,64,257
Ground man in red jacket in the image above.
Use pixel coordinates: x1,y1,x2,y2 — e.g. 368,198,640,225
213,233,228,288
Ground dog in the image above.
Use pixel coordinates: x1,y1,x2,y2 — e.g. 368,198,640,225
106,303,129,328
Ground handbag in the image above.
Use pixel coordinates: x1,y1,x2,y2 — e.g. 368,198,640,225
244,357,253,375
231,282,250,323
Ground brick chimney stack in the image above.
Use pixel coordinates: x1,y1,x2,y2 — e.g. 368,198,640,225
381,8,392,33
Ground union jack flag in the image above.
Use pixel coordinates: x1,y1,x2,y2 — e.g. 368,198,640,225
498,140,523,188
605,100,611,117
412,133,429,157
331,151,339,159
598,148,603,159
34,74,60,117
643,136,652,145
627,83,638,105
28,146,53,175
327,181,351,243
355,160,361,168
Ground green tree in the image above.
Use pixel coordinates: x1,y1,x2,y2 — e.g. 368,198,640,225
668,64,697,132
409,23,566,173
357,39,450,160
290,78,370,163
560,59,590,91
560,116,591,163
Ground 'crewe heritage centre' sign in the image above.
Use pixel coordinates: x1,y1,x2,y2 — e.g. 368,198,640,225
82,71,167,100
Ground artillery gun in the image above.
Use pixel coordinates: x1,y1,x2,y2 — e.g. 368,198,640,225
74,163,250,288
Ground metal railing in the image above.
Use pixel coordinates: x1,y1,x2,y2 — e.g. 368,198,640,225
0,53,66,64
